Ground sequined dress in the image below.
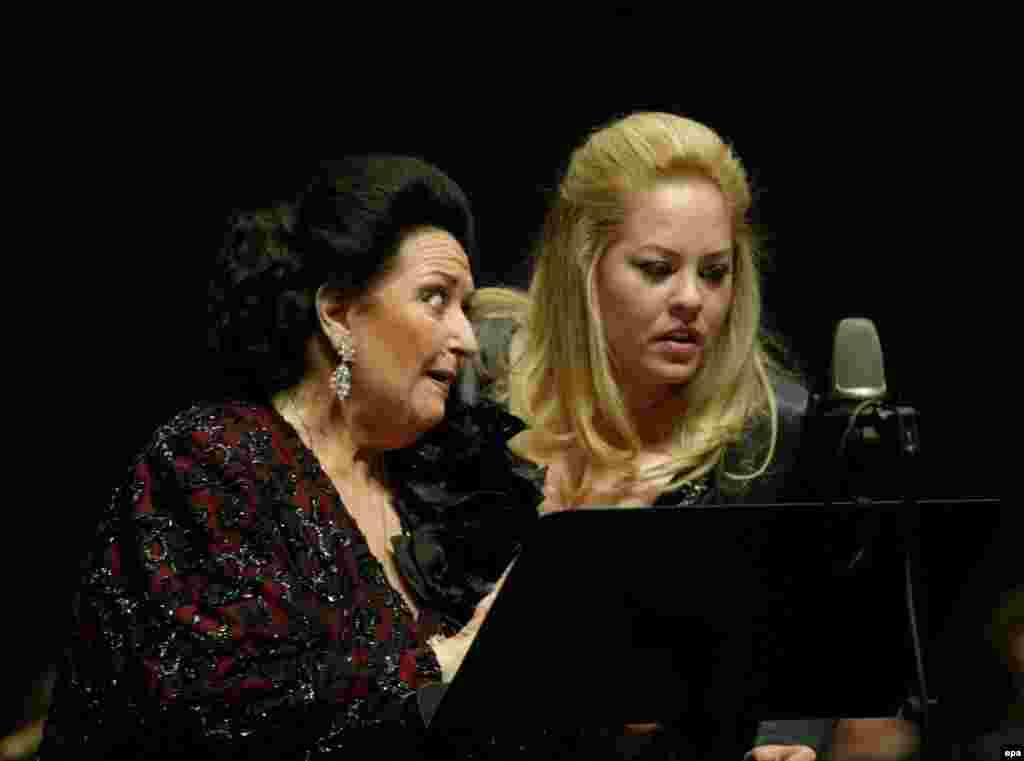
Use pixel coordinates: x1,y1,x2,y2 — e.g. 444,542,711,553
38,398,541,760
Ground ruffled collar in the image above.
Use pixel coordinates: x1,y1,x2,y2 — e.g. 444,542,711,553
383,397,544,630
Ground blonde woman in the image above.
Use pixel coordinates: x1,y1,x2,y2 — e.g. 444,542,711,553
473,112,837,760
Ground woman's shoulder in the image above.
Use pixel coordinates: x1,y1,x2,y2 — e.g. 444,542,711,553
131,399,285,476
769,370,810,426
716,371,811,502
152,399,277,441
732,370,810,452
83,402,286,567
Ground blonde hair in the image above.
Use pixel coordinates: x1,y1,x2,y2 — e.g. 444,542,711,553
476,112,786,501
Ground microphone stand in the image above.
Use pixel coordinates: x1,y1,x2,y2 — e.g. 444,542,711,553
885,405,937,757
830,399,935,757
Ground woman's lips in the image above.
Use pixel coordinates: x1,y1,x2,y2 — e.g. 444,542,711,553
654,328,703,345
426,370,455,395
652,339,701,357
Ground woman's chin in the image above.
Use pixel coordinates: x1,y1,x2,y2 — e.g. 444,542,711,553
408,401,448,435
630,362,699,391
374,409,445,451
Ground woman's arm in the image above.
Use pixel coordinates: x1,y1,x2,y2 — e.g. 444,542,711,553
746,720,835,759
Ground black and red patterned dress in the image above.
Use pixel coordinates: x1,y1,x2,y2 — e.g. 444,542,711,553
38,398,541,760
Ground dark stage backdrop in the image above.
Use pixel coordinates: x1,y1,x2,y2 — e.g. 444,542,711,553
12,102,1007,743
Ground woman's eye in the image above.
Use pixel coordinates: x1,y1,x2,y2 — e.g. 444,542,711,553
636,261,673,279
701,264,732,283
422,287,449,308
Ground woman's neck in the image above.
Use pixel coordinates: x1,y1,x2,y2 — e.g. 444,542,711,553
603,381,689,454
271,378,381,485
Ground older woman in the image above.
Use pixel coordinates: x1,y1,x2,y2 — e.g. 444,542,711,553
37,157,541,760
471,113,860,760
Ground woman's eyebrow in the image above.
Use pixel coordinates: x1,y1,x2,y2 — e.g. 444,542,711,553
424,270,469,285
424,270,476,299
637,245,734,259
702,248,734,261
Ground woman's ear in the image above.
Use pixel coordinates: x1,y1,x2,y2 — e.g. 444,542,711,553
315,285,358,368
316,284,353,342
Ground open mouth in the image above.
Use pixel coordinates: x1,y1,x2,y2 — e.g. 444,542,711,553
656,331,702,346
426,370,455,386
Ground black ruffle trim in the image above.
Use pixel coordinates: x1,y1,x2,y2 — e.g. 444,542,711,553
383,397,544,630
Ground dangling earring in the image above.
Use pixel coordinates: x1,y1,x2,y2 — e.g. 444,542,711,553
331,330,356,402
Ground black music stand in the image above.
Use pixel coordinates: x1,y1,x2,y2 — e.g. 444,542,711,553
427,503,930,757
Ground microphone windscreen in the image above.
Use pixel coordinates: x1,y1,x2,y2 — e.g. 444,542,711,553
831,317,887,400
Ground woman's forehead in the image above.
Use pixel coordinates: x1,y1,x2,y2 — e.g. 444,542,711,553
402,227,468,262
385,227,474,288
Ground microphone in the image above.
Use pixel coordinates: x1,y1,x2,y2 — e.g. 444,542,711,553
803,318,920,501
830,317,887,402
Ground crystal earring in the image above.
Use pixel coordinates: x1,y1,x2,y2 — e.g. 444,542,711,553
331,330,356,402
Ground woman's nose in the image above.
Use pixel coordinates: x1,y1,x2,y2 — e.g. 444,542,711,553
669,271,703,316
450,308,480,358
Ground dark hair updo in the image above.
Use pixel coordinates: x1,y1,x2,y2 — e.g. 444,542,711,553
207,156,477,399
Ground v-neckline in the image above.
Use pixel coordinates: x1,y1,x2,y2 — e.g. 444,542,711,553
265,402,421,621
